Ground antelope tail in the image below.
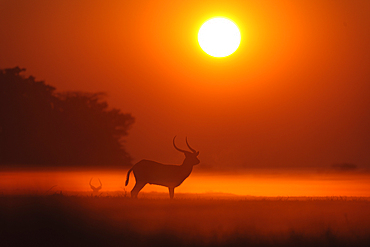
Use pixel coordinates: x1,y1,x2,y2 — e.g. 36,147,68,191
125,168,133,186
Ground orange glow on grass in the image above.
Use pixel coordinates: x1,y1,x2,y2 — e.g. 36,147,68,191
1,170,370,197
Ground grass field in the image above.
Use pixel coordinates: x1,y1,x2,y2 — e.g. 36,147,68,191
1,194,370,247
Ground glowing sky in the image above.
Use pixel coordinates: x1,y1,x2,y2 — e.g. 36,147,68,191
1,0,370,172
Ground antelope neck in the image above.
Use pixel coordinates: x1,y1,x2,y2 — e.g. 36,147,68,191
181,158,195,167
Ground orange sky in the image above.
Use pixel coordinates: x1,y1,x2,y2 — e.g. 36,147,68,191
1,0,370,173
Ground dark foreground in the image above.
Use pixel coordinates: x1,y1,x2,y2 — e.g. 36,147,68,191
1,195,370,247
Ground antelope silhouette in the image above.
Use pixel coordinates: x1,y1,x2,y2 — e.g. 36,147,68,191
89,178,102,195
125,136,200,199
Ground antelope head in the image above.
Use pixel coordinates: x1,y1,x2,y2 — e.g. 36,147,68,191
173,136,200,165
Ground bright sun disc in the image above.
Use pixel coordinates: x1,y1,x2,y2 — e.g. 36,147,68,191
198,17,241,57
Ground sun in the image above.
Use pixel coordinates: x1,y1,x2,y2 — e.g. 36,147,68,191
198,17,241,58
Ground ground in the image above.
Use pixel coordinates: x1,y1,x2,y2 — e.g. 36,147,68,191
1,194,370,247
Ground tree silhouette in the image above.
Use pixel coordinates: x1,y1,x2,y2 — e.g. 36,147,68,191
0,67,134,168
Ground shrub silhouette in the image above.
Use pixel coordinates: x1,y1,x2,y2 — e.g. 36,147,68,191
0,67,134,167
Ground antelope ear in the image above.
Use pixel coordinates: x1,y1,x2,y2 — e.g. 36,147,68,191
196,151,200,156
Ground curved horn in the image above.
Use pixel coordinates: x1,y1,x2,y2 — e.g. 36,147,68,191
96,179,102,190
173,136,187,153
185,137,197,153
90,178,96,190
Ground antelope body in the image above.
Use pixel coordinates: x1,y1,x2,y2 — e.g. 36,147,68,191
125,137,200,199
